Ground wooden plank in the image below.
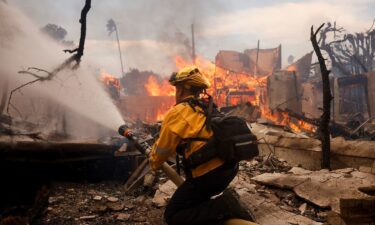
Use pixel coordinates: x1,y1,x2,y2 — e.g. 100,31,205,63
124,158,148,190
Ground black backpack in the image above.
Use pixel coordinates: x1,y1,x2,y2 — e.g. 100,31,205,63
178,97,259,169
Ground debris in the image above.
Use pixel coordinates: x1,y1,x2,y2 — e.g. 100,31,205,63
79,215,97,220
152,180,177,207
124,158,149,192
251,173,309,189
359,166,372,174
325,211,347,225
299,203,307,215
91,204,108,213
93,195,102,201
48,196,64,204
133,215,147,222
289,167,313,175
251,168,375,214
222,102,261,122
236,189,323,225
144,172,156,188
316,212,327,220
251,123,375,171
106,202,124,211
124,202,135,210
107,196,119,202
116,213,131,221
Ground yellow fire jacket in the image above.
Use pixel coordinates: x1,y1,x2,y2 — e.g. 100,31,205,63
149,97,225,178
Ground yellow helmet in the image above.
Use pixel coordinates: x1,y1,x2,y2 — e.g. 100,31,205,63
169,66,210,89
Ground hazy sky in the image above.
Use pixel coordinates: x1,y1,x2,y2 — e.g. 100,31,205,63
10,0,375,76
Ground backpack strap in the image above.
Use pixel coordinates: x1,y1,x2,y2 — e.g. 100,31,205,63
174,95,217,174
205,95,214,131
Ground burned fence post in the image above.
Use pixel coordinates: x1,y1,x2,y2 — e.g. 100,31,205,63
311,24,333,169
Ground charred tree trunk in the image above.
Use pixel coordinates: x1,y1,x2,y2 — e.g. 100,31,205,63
311,24,333,169
114,25,125,76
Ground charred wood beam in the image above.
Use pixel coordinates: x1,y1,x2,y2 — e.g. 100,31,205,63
311,23,333,169
276,108,320,126
276,108,355,138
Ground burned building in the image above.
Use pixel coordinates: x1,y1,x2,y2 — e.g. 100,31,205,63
215,45,282,76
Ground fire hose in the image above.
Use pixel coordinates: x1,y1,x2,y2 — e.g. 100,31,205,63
118,125,184,187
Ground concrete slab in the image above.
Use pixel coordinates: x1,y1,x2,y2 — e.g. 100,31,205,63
251,169,375,214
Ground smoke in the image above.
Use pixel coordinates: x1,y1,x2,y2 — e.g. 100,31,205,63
116,0,225,66
10,0,226,76
0,2,124,139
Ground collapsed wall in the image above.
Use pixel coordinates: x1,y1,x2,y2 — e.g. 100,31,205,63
251,123,375,172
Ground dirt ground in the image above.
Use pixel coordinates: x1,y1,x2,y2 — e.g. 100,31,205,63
41,181,165,225
36,156,327,225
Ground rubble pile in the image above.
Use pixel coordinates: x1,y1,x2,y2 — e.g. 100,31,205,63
239,156,292,177
41,182,164,225
245,167,375,224
1,152,374,225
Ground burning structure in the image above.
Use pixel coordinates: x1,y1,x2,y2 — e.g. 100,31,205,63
125,46,315,134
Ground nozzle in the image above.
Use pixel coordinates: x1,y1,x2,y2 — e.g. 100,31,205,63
118,124,128,136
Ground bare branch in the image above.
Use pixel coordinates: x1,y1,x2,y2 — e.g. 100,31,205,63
6,0,91,119
314,23,325,36
27,67,53,76
7,78,40,115
319,21,374,75
18,71,47,80
63,48,78,54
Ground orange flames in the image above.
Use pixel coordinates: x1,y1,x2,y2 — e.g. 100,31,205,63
143,75,175,122
100,71,120,90
142,55,316,133
286,65,297,72
174,55,316,133
144,75,175,96
175,55,267,107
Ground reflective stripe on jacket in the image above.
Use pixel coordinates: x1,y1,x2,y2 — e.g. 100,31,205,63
149,98,224,178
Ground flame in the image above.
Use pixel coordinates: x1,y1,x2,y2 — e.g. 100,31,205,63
143,75,175,122
100,71,120,90
287,65,297,72
144,75,175,96
174,55,267,107
174,55,316,133
156,108,169,121
142,55,317,133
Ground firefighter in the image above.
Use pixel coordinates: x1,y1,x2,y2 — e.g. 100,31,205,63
149,66,253,225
